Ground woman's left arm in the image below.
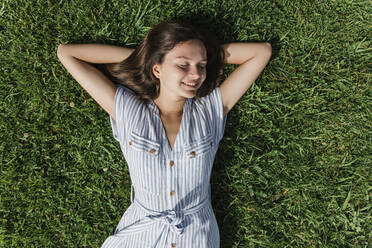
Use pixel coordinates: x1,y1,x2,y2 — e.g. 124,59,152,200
219,42,272,116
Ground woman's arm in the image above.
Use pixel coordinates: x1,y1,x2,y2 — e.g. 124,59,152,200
57,43,135,64
56,43,135,119
222,42,271,65
219,42,272,116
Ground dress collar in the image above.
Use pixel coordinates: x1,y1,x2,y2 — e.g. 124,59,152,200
148,98,195,153
148,98,192,116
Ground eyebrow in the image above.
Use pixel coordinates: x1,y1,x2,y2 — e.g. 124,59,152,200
175,56,207,62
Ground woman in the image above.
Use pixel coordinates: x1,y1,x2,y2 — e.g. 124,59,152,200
57,20,272,248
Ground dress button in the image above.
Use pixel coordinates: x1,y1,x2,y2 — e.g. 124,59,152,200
129,141,132,146
190,151,196,157
170,190,175,196
210,141,213,147
169,161,174,166
171,243,176,247
149,148,156,154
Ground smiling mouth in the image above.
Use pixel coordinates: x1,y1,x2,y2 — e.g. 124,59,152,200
182,82,197,87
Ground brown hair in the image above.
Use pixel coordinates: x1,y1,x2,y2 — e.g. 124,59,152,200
98,20,225,103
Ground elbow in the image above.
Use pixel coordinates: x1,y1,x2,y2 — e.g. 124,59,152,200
57,44,62,57
57,44,67,57
263,42,272,56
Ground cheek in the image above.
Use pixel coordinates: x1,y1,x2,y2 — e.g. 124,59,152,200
173,69,186,80
163,69,184,84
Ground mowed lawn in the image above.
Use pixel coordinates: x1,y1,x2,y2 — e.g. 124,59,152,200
1,0,371,247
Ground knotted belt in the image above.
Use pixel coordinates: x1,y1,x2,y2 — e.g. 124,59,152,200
111,184,209,247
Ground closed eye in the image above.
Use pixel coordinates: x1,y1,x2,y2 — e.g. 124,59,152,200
178,64,206,69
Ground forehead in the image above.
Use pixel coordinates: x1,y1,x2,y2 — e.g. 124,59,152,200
165,39,207,61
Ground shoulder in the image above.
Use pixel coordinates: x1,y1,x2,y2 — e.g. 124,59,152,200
192,87,221,115
117,84,135,95
115,85,148,113
194,87,222,111
195,87,220,104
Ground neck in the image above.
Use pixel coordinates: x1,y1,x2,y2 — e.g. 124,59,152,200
153,97,185,117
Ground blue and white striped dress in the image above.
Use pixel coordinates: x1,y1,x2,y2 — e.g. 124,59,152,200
101,84,227,248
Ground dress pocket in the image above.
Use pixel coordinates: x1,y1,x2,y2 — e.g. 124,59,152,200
184,133,214,159
127,131,163,196
128,130,161,156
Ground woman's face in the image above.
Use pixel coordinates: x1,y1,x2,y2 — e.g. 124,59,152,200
152,39,207,99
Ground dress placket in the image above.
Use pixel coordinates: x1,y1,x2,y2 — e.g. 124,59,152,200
150,98,191,209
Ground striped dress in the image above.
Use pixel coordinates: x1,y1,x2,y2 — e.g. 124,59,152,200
101,84,227,248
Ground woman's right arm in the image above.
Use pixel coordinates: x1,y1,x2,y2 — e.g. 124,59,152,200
57,44,134,120
57,43,134,64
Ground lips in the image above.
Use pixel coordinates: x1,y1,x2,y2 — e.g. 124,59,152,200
182,81,198,87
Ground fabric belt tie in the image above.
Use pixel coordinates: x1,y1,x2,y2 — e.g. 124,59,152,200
112,184,209,247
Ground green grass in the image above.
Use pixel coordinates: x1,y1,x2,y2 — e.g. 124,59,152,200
1,0,371,247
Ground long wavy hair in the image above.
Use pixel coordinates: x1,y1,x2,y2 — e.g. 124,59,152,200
97,20,225,103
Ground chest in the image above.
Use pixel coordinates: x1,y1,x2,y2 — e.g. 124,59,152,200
159,115,182,151
124,100,214,155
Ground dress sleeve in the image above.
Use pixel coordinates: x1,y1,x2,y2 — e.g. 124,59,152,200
204,86,228,145
109,85,136,143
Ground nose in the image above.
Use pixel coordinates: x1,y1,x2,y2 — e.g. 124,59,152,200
188,66,202,80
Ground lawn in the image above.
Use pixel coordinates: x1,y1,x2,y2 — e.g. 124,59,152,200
0,0,371,247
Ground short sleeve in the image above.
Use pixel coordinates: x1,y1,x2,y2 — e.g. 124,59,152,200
109,85,136,143
203,86,228,145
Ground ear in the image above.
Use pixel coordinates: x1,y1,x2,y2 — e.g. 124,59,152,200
152,64,161,79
